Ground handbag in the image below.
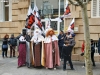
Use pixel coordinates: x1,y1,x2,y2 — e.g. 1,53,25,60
2,45,8,49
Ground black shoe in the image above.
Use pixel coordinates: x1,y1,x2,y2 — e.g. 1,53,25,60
71,68,75,70
6,56,8,58
93,64,96,67
63,69,66,71
13,56,16,57
17,66,21,68
10,56,12,58
17,65,22,68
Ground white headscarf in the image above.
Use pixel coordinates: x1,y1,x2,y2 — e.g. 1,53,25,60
31,29,44,43
34,29,41,36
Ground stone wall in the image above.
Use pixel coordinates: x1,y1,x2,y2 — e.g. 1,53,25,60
0,0,30,38
12,0,30,36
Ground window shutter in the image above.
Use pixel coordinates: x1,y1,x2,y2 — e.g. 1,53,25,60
91,0,98,18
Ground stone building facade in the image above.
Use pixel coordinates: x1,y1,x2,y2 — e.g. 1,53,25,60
0,0,100,61
65,1,100,61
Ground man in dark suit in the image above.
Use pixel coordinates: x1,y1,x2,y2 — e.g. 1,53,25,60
58,30,64,59
9,34,17,58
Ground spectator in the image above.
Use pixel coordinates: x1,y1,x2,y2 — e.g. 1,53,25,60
65,34,75,66
9,34,17,58
81,40,85,56
91,39,96,66
62,41,74,70
2,34,9,58
58,30,64,59
67,34,76,52
81,40,85,68
82,39,96,67
64,31,75,41
64,32,70,41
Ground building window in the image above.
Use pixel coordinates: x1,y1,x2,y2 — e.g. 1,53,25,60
60,0,64,15
31,0,34,9
91,0,100,18
51,21,57,30
60,20,64,31
4,1,9,21
0,0,12,22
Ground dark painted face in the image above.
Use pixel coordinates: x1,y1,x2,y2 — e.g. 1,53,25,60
11,35,14,38
22,29,26,35
68,32,70,35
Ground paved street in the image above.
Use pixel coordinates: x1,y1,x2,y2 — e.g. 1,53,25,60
0,54,100,75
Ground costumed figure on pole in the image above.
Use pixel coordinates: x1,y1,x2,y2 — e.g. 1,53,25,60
44,28,60,69
17,28,30,68
31,28,45,67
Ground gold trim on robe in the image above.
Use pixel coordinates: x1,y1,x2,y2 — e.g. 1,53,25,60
31,35,45,66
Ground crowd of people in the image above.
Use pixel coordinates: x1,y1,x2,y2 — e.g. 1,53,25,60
1,28,75,71
1,28,100,70
2,34,17,58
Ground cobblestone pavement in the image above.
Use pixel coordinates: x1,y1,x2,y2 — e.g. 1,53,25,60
0,55,100,75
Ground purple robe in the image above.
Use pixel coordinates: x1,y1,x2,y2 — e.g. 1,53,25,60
18,43,26,67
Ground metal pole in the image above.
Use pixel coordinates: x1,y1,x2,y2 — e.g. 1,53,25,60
58,0,60,34
34,0,36,5
59,0,60,17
